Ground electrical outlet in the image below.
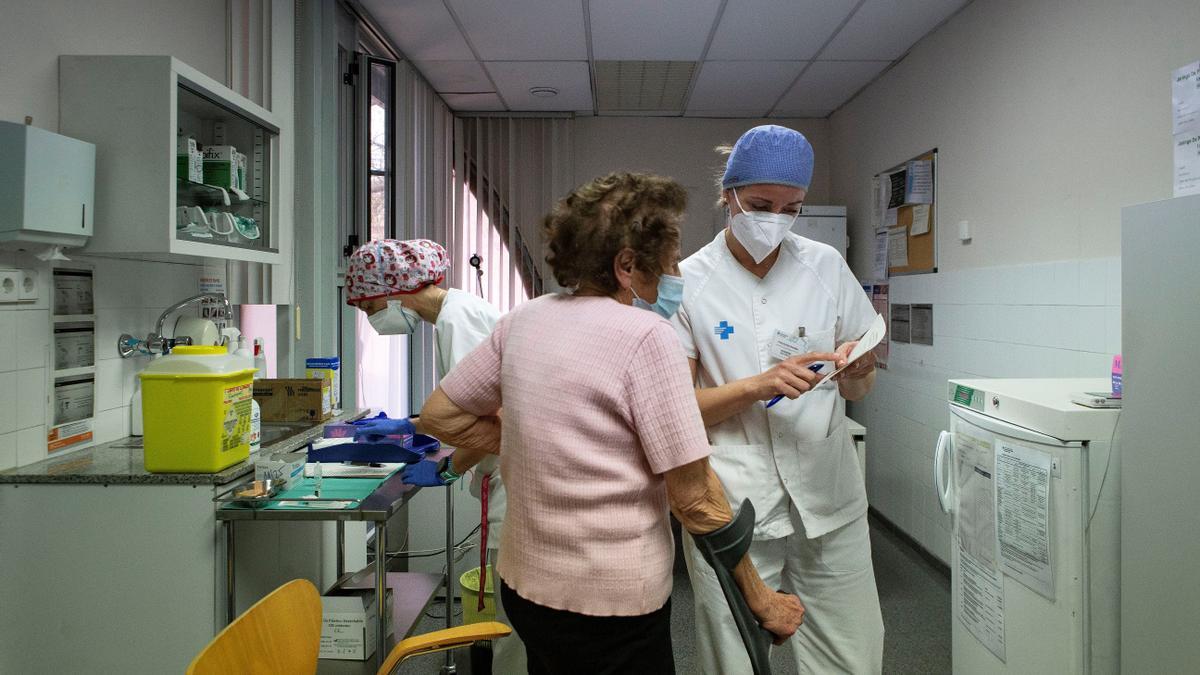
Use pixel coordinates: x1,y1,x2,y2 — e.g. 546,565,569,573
17,268,38,301
0,270,20,303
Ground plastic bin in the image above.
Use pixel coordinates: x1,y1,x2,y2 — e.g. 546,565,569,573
459,565,496,625
140,345,257,472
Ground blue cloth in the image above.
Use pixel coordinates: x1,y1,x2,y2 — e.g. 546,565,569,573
721,125,814,190
401,459,449,487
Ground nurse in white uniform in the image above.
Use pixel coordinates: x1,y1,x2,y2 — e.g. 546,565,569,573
345,239,525,673
671,126,884,674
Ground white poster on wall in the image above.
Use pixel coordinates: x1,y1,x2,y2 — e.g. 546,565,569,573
1174,60,1200,136
1175,132,1200,197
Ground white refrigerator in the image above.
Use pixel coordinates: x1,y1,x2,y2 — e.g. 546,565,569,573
791,205,847,258
933,378,1120,674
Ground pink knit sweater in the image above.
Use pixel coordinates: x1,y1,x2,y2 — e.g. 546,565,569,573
440,294,711,616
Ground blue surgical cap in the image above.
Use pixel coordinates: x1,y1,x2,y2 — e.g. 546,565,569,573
721,125,814,191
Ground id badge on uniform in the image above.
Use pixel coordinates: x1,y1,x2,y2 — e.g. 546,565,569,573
768,329,807,361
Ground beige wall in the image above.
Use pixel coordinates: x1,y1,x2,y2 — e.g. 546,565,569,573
0,0,229,471
573,117,832,257
830,0,1200,276
0,0,227,132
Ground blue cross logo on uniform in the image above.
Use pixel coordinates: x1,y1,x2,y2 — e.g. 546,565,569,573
714,321,735,340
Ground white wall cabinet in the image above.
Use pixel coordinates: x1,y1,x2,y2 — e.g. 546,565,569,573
59,56,285,265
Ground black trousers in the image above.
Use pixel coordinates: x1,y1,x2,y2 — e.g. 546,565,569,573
499,579,675,675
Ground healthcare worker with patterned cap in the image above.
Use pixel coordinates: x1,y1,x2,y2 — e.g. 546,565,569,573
345,239,525,673
671,125,884,674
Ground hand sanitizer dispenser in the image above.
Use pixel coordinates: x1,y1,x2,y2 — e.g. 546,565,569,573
0,121,95,247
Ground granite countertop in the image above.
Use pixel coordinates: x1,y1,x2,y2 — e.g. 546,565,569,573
0,409,370,485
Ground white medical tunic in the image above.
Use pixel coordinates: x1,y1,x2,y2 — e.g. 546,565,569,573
672,231,875,540
434,288,501,379
433,288,506,541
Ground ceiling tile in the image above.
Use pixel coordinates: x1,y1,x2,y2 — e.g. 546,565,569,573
441,93,507,112
822,0,967,60
447,0,587,60
485,61,593,111
707,0,858,61
595,61,696,112
686,61,804,116
359,0,474,61
590,0,723,60
773,60,890,114
414,61,492,93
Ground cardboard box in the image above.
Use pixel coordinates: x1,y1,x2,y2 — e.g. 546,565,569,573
202,144,239,190
320,589,393,661
253,378,332,423
253,450,305,487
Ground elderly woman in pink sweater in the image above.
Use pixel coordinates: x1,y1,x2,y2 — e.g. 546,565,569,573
417,172,806,674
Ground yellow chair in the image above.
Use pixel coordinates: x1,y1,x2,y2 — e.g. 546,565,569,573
187,578,512,675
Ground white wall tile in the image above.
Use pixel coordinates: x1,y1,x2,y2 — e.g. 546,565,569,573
0,314,17,373
16,425,47,467
93,406,130,445
1104,258,1122,306
1104,306,1121,355
1078,351,1113,379
0,372,16,435
16,368,47,429
95,359,125,412
1049,306,1080,350
1052,260,1080,306
1076,306,1108,353
0,431,15,470
1078,259,1109,305
15,310,49,370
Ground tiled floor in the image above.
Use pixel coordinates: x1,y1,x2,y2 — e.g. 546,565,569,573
396,514,952,674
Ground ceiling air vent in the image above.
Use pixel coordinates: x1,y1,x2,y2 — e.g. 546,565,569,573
594,60,696,113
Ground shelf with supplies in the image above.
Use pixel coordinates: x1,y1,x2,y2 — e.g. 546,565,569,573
59,55,285,265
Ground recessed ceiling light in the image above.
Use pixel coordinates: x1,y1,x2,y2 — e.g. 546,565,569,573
529,86,558,98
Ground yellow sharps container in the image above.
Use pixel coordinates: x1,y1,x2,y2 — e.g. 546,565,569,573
140,345,257,473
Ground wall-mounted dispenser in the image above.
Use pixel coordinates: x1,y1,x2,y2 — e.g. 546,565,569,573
0,120,96,248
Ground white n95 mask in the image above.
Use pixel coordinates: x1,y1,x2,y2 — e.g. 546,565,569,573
729,189,799,264
368,300,421,335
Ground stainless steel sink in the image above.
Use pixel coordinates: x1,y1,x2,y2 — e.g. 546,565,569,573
259,421,317,447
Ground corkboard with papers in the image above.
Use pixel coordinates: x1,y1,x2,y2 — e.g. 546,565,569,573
875,150,937,276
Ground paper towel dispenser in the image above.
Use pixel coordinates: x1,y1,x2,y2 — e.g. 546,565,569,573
0,121,95,248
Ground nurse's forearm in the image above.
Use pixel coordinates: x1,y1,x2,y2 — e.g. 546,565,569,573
695,379,759,427
838,369,875,401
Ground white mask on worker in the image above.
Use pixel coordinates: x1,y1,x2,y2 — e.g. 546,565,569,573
368,300,421,335
728,189,799,264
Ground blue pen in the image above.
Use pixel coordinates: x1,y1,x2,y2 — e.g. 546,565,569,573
765,363,824,409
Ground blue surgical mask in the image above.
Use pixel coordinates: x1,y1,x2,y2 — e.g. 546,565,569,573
633,273,685,319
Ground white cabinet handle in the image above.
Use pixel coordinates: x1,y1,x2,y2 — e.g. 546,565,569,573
934,430,954,514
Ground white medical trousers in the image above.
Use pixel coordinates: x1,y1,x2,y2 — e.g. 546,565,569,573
487,546,528,674
682,510,884,674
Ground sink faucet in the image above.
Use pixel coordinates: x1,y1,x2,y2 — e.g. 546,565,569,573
117,293,235,358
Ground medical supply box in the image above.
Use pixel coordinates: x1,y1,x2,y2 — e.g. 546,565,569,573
139,345,256,473
0,121,95,247
176,135,203,183
305,356,341,409
253,450,306,487
320,589,393,660
253,378,332,423
202,144,242,191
